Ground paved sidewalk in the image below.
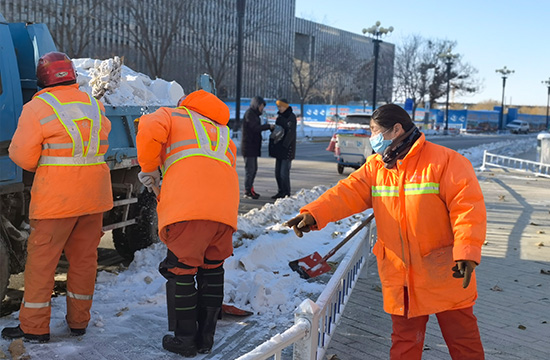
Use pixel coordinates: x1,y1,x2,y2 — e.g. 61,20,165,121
326,168,550,359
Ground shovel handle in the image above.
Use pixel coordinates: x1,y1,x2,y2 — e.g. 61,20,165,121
322,213,375,262
152,185,160,197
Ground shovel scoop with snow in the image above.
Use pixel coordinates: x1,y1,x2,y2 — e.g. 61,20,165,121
289,214,375,279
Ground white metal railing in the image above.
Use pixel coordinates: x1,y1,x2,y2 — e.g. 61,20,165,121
480,150,550,178
236,219,377,360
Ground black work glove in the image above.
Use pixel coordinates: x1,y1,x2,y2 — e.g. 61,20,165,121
452,260,477,289
284,213,316,238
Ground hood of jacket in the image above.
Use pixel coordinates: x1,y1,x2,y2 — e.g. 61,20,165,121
178,90,230,126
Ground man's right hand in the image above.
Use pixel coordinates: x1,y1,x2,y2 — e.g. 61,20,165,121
138,170,160,193
284,212,316,238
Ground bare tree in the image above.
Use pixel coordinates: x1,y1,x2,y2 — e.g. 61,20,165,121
38,0,105,58
109,0,186,78
182,1,283,96
284,41,350,119
393,36,481,112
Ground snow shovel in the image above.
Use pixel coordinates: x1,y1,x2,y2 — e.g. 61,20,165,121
151,185,253,316
289,213,375,279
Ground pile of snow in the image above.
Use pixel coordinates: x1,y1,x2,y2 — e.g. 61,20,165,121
73,57,184,107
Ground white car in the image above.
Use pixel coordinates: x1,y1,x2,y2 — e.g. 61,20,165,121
506,120,530,134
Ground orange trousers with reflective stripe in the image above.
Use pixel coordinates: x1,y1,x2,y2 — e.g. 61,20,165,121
390,290,484,359
19,214,103,335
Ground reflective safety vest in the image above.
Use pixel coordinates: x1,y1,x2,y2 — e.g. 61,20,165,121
36,92,107,166
162,107,236,175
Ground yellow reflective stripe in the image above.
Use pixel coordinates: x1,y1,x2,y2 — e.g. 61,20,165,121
43,140,108,150
227,146,235,165
164,150,231,173
172,112,191,119
166,139,198,154
67,290,93,301
43,143,72,150
404,182,440,195
162,108,231,174
39,114,58,125
37,92,103,159
22,299,51,309
38,155,105,166
372,186,399,197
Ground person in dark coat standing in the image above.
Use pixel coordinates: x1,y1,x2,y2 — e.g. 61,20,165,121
241,96,273,199
269,98,297,199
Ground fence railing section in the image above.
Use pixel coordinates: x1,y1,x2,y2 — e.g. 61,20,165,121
480,150,550,178
235,218,377,360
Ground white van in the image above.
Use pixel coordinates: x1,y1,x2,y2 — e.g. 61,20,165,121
506,120,530,134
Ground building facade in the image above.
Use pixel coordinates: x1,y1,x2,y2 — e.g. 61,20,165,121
0,0,393,105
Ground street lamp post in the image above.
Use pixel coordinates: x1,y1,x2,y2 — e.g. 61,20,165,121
362,21,393,112
542,78,550,131
234,0,245,132
439,49,458,135
495,66,514,131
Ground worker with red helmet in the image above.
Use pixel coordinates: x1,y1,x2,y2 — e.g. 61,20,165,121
1,52,113,342
136,90,239,357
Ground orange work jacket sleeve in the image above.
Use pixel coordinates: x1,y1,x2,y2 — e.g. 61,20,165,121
136,108,172,173
9,101,46,172
300,167,372,231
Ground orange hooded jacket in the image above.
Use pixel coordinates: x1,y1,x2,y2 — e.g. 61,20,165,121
9,84,113,219
136,90,239,231
301,133,486,317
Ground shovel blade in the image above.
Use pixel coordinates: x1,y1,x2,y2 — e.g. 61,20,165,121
222,304,253,316
289,251,332,279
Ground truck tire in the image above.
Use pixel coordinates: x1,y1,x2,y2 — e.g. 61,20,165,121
0,238,10,303
337,164,344,174
112,189,158,261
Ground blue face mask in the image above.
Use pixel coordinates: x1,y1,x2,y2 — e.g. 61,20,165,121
369,128,393,154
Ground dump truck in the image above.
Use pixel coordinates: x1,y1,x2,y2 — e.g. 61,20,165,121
0,14,159,301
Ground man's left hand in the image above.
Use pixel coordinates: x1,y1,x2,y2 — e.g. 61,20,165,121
452,260,477,289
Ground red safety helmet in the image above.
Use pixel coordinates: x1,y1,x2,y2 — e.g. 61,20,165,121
36,51,77,88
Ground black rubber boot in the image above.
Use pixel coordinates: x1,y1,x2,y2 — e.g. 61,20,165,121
166,278,176,331
196,306,221,354
162,319,197,357
196,266,224,354
1,325,50,343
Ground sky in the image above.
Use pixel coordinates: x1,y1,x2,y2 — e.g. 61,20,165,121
0,57,539,359
295,0,550,107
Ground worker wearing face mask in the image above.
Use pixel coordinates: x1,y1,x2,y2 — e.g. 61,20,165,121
285,104,486,360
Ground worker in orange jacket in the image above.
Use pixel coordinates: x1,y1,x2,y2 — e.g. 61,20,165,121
1,52,113,342
136,90,239,357
286,104,486,360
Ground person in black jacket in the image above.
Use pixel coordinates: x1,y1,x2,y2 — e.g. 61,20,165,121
268,98,297,199
241,96,273,199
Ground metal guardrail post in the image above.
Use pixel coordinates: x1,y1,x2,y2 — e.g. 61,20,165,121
480,150,488,171
293,299,320,360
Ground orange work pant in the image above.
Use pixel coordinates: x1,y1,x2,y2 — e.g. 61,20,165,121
19,214,103,335
159,220,234,275
390,296,484,360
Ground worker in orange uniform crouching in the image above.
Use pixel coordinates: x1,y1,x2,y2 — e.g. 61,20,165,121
1,52,113,342
286,104,486,359
136,90,239,357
